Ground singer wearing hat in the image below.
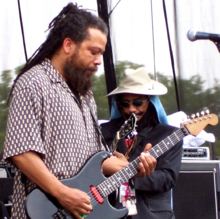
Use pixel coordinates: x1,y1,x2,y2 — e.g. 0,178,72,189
101,67,183,219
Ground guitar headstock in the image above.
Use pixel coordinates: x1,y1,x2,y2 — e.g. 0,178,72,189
181,110,218,136
118,113,138,139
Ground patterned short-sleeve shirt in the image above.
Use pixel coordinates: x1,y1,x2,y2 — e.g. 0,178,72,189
3,59,104,218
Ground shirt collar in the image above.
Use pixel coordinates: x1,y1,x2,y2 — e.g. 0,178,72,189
41,58,66,85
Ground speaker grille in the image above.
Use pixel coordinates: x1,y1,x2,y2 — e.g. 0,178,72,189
0,178,14,203
173,171,218,219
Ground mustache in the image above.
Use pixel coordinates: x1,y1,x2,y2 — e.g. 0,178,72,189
84,67,98,72
124,112,144,119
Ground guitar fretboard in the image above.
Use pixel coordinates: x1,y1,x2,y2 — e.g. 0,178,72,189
97,127,186,197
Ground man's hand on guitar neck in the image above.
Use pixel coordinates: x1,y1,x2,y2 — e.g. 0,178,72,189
111,143,157,178
136,143,156,177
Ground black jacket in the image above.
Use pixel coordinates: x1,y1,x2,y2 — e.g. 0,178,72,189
101,117,183,219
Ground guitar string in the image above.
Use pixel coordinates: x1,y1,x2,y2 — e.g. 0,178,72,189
54,116,213,217
88,122,202,208
71,118,210,211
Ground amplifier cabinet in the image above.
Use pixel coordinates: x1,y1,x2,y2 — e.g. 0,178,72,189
173,160,220,219
0,178,14,203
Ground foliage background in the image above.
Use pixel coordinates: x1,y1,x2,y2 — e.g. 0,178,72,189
0,61,219,157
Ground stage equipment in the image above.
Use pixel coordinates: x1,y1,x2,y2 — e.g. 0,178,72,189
182,146,210,160
173,160,220,219
187,29,220,52
187,29,220,42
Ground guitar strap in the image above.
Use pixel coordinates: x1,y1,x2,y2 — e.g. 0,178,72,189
85,96,111,153
126,126,152,160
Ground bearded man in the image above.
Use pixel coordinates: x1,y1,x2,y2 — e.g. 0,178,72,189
3,4,156,219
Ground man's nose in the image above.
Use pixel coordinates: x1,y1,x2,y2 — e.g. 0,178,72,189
94,55,102,65
127,104,137,113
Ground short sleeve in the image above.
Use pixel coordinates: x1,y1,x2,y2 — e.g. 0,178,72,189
3,88,45,162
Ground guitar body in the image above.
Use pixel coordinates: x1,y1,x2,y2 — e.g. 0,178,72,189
26,151,128,219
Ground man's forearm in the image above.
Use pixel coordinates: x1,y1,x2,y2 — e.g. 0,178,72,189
11,151,65,198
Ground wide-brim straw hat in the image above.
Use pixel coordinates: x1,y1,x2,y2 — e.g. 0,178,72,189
107,67,168,96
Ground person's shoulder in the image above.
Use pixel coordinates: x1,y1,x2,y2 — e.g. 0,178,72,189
15,63,49,92
101,117,123,129
101,117,123,137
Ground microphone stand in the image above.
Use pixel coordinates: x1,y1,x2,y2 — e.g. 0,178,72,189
213,41,220,53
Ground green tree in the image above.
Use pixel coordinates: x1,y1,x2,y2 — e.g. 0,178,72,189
1,61,220,157
0,65,22,153
93,61,220,157
0,70,14,152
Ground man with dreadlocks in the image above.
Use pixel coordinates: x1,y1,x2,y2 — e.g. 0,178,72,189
3,3,156,219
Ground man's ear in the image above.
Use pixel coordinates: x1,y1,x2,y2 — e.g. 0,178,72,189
63,38,75,54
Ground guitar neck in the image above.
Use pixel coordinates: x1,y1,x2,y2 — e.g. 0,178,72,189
97,127,186,197
109,132,120,152
147,128,185,159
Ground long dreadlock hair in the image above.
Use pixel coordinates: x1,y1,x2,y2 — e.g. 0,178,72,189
9,3,108,100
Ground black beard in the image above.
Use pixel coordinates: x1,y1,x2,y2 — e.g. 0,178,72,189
63,54,93,96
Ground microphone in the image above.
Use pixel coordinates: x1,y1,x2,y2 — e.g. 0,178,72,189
187,29,220,42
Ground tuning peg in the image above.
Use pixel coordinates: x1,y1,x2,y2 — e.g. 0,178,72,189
196,112,200,117
201,111,205,116
206,109,210,115
191,114,195,119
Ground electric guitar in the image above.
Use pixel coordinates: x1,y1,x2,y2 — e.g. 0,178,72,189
26,112,218,219
109,113,138,152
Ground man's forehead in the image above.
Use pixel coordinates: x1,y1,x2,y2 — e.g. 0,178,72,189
121,93,146,99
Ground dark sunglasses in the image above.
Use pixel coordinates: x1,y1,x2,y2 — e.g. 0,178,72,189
118,99,148,108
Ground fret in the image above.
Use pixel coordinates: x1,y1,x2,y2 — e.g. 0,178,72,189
173,131,180,143
111,174,120,187
101,181,109,196
115,172,124,184
97,183,105,197
149,147,158,158
157,139,166,155
123,166,133,178
150,147,160,158
130,159,140,174
109,175,119,193
100,178,116,196
168,136,174,145
105,180,114,192
103,174,120,194
156,143,164,154
99,129,186,199
127,161,139,178
120,168,128,182
162,140,170,150
103,179,113,196
155,145,163,156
